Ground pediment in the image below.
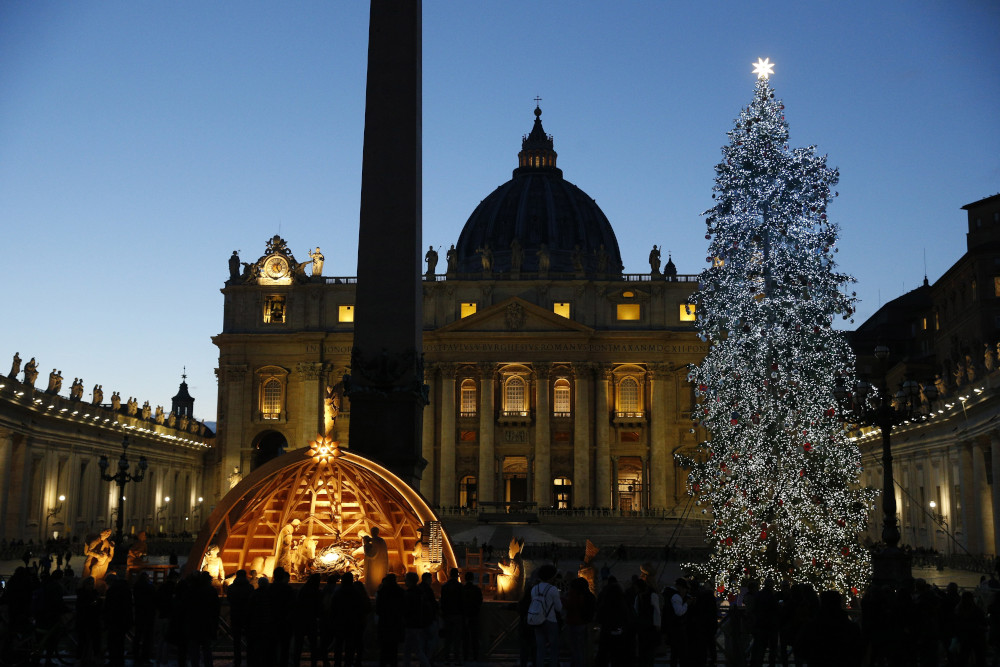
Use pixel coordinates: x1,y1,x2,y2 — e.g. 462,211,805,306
435,297,594,334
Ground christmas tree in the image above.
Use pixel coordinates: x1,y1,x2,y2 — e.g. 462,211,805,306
683,59,873,596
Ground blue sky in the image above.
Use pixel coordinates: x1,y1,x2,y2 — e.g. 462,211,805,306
1,1,997,422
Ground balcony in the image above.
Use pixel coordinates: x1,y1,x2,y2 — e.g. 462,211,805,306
613,411,646,426
498,410,532,426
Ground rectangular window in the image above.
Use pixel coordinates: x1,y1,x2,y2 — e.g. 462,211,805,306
994,276,1000,297
460,384,477,416
922,317,928,330
553,302,571,318
461,302,477,318
679,304,696,321
617,304,641,321
338,305,355,323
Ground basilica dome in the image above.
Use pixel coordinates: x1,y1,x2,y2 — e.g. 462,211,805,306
454,107,624,276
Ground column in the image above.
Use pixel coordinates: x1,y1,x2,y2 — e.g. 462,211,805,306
573,363,592,507
611,456,620,511
0,430,13,539
649,364,672,509
534,364,551,507
992,433,1000,557
420,364,437,501
595,365,612,508
958,442,981,554
478,363,496,504
973,440,993,554
439,364,457,505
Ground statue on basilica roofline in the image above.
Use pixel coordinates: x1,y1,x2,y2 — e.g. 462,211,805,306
92,385,103,406
649,244,661,275
966,354,977,383
69,378,84,401
510,238,523,272
424,245,438,278
537,244,551,274
445,244,458,275
167,411,176,428
311,247,325,277
126,397,138,416
154,405,165,424
111,392,121,411
934,374,947,398
46,369,63,394
953,358,966,387
23,358,38,388
8,352,21,379
477,245,493,273
228,250,241,282
141,400,151,420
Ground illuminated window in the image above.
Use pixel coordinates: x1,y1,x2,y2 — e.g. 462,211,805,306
459,475,477,509
261,379,282,420
504,376,528,415
972,279,978,301
553,378,571,416
338,305,355,322
679,303,696,321
994,277,1000,298
263,296,286,324
935,311,940,330
460,379,477,416
553,302,571,318
622,291,634,298
618,377,640,414
461,302,478,318
617,304,641,321
553,477,572,510
922,317,928,330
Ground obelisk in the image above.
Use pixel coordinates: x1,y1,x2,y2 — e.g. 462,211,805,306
346,1,426,486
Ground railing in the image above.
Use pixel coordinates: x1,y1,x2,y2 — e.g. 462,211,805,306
419,272,700,283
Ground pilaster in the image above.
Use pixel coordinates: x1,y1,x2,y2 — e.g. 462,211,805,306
595,365,612,508
649,364,671,509
421,364,437,500
478,363,496,504
439,364,458,504
958,441,981,554
534,364,551,506
573,363,592,506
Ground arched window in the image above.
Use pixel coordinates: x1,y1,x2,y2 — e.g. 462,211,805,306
261,378,282,419
553,378,571,416
459,475,478,509
504,376,528,415
460,379,477,416
553,477,572,510
618,377,640,415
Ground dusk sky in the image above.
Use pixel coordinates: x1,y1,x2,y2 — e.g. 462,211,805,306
1,2,997,423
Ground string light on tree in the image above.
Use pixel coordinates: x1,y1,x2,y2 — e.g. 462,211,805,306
680,60,873,599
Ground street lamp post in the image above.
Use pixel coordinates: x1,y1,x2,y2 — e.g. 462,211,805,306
98,436,148,558
834,342,938,588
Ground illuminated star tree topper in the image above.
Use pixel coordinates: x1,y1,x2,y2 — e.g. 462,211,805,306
752,57,775,79
680,63,873,598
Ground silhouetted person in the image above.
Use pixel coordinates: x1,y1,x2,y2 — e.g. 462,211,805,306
440,568,464,664
293,573,324,667
462,571,483,663
375,573,405,667
402,572,431,667
75,575,102,666
320,573,341,667
228,569,253,667
132,571,157,664
531,564,563,667
748,578,779,667
270,568,297,667
564,576,597,667
955,590,987,667
332,571,364,667
186,571,221,667
104,575,133,667
419,572,440,659
249,576,273,667
799,589,862,667
595,576,630,667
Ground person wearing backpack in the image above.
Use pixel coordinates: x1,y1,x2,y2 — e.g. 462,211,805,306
528,564,563,667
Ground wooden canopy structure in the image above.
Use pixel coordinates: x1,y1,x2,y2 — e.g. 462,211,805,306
188,439,456,583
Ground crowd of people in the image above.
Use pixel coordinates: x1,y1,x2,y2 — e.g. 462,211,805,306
5,554,1000,667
